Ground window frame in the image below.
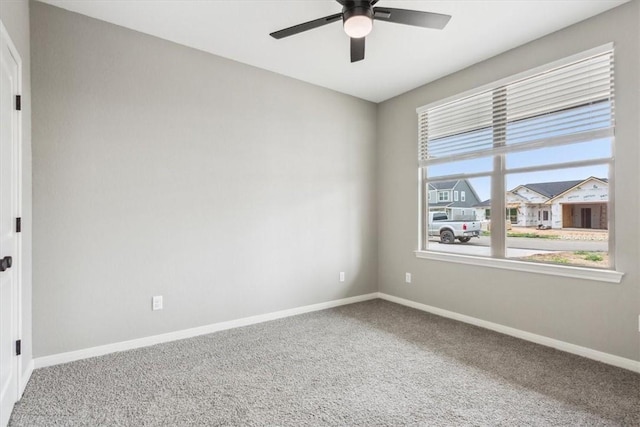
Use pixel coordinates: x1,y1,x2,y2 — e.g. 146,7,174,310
415,43,623,284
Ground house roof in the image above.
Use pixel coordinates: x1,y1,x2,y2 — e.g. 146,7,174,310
512,178,608,199
481,177,609,207
428,180,459,190
520,180,583,198
546,177,609,203
473,199,491,208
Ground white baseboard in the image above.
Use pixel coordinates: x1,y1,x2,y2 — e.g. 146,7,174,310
19,359,33,397
379,292,640,373
33,291,640,374
34,293,379,369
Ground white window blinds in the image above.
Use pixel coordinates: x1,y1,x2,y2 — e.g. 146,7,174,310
418,47,614,166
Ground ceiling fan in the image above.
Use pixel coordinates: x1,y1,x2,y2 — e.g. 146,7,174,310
269,0,452,63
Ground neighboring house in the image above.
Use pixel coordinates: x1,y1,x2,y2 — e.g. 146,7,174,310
428,180,481,219
506,181,569,228
473,199,491,222
547,177,608,229
473,177,608,229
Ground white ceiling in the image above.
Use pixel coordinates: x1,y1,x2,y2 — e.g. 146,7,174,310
38,0,627,102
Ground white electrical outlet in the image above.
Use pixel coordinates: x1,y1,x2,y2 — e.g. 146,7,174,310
339,272,345,282
152,295,163,311
405,273,412,283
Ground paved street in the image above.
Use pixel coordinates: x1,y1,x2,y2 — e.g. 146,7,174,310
427,235,607,256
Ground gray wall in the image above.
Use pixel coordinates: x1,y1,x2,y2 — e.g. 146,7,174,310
377,1,640,361
28,0,640,363
31,2,377,357
0,0,33,377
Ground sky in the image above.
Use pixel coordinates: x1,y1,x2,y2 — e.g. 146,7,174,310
426,102,612,202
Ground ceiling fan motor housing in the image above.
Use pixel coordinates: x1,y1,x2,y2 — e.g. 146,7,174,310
342,4,374,24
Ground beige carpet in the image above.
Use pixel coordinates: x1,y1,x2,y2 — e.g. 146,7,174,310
10,299,640,426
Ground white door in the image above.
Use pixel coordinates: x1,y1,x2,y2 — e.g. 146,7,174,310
0,24,20,427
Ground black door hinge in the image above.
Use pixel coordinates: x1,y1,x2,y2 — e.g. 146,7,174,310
16,217,21,233
15,340,21,356
15,95,21,111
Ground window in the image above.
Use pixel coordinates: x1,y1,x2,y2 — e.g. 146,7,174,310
454,191,459,201
438,191,450,202
418,45,617,278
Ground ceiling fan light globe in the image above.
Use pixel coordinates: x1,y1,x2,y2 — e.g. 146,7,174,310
344,15,373,38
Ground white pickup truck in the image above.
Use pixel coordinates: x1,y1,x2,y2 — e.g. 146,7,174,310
428,212,481,244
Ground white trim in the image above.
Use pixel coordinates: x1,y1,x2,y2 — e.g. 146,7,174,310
418,169,424,250
416,43,614,114
29,291,639,380
34,293,379,369
607,151,616,268
378,293,639,373
0,21,22,69
415,250,624,283
1,19,25,411
19,361,32,398
492,154,506,257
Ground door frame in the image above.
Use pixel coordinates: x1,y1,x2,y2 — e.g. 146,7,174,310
0,18,24,407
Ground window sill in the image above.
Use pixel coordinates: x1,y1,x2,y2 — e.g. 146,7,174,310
414,250,624,283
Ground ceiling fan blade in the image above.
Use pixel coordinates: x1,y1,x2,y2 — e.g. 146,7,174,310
270,13,343,39
351,37,365,63
373,7,451,30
